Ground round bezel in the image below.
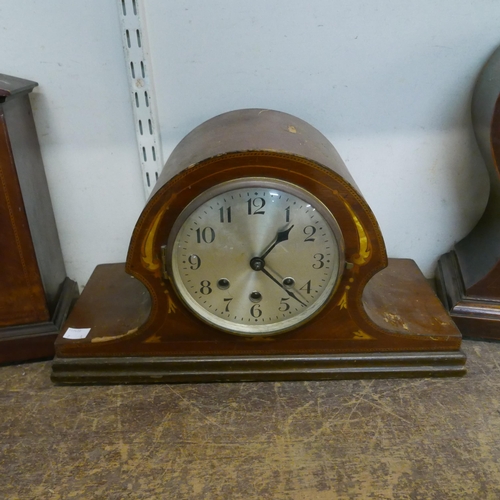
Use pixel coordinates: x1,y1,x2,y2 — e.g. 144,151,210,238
165,178,345,336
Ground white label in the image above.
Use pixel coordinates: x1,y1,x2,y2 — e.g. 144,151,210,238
63,328,91,340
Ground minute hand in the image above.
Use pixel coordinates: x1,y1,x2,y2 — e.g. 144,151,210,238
260,267,307,307
260,225,294,259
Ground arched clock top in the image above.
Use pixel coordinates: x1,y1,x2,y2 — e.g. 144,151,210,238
150,109,361,198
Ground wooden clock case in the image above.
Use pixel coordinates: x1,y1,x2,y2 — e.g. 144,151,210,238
0,74,78,364
52,109,465,383
436,46,500,340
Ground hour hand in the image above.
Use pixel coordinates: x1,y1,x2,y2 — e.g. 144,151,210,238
260,225,294,260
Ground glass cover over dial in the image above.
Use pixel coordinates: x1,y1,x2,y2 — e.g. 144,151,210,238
166,179,345,335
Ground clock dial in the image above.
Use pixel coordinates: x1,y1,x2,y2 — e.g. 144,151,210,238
166,179,344,335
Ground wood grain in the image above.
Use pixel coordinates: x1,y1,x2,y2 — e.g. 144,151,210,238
1,339,499,499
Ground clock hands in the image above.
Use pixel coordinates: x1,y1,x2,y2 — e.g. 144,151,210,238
259,225,294,260
249,225,294,272
260,267,307,307
249,224,307,307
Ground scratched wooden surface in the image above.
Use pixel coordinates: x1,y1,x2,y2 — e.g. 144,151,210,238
1,339,500,499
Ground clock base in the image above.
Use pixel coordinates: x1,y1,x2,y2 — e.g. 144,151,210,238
1,278,79,365
51,260,466,383
51,350,465,384
435,250,500,341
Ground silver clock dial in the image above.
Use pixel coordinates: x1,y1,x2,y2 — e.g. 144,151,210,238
167,179,344,335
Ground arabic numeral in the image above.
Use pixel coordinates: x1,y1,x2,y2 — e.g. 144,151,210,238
247,197,266,215
200,280,212,295
188,254,201,270
299,280,312,294
303,225,316,242
219,206,232,223
224,297,233,312
196,227,215,243
312,253,325,269
279,297,290,312
250,304,262,318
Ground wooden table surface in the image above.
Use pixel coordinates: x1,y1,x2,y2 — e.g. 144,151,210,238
1,339,499,499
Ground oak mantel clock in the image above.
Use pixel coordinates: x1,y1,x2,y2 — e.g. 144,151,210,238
52,109,465,384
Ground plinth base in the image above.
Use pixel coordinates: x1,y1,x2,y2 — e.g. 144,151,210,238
52,351,466,384
51,259,466,384
436,250,500,341
0,278,79,364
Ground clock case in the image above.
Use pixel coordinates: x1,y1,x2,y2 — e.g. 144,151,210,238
435,46,500,340
52,109,465,383
0,74,78,364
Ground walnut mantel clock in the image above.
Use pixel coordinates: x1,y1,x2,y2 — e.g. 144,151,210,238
52,109,465,383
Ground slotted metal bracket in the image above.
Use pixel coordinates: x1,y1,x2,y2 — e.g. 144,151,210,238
117,0,163,197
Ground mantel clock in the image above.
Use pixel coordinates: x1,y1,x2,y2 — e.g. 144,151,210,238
52,109,465,383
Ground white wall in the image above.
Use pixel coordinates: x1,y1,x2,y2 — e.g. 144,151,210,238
0,0,145,288
1,1,500,288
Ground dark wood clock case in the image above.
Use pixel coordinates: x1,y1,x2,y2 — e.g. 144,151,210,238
52,109,465,384
0,74,78,364
435,46,500,340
